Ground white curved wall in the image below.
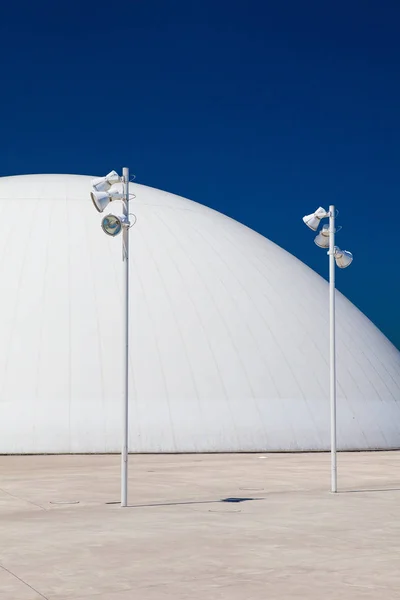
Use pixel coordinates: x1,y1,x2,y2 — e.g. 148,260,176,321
0,174,399,453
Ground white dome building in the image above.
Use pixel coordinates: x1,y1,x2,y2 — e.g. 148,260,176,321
0,174,399,454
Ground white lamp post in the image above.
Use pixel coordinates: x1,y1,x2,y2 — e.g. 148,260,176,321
90,168,131,507
303,205,353,493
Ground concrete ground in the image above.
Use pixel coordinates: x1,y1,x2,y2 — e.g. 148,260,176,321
0,452,400,600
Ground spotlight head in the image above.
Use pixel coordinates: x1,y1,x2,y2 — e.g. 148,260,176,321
90,187,124,213
314,224,330,248
91,170,121,193
101,214,129,237
303,207,329,231
334,247,353,269
91,190,111,213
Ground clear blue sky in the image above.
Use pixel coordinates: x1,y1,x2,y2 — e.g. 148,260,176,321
1,0,399,349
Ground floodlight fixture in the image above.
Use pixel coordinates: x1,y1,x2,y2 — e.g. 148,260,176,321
90,188,125,213
314,224,330,248
303,206,329,231
101,213,129,237
334,248,353,269
91,170,122,193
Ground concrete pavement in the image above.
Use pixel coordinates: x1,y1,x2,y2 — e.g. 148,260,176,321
0,452,400,599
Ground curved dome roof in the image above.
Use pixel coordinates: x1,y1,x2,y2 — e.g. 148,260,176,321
0,174,399,453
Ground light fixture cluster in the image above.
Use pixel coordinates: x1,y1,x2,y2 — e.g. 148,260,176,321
90,170,129,237
303,207,353,268
89,166,132,506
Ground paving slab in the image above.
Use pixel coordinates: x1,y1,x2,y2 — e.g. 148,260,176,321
0,452,400,599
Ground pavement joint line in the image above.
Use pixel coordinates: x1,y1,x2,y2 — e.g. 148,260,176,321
0,486,47,511
0,563,50,600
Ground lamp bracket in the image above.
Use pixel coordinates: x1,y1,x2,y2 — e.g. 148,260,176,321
327,248,339,256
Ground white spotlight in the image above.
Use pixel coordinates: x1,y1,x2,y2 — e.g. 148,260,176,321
91,191,111,213
91,188,124,213
91,170,121,193
303,207,329,231
334,248,353,269
101,213,129,237
314,224,330,248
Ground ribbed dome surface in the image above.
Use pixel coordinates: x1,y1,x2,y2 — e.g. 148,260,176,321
0,174,399,453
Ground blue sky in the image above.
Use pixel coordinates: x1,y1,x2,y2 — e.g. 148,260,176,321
1,0,399,349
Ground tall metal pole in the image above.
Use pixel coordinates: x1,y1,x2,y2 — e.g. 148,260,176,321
121,167,129,507
329,204,337,493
